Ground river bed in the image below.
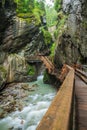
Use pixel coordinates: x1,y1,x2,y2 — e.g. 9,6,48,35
0,75,57,130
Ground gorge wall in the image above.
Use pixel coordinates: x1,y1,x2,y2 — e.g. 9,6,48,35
0,0,87,88
54,0,87,68
0,0,52,88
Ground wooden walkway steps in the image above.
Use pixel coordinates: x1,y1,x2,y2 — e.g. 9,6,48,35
36,66,75,130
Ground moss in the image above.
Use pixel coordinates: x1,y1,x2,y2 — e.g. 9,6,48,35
45,6,57,27
82,21,87,28
27,65,35,76
50,42,56,61
43,69,57,84
0,66,7,79
40,27,52,45
15,0,45,26
32,8,44,25
43,70,51,84
54,0,62,12
54,13,67,39
17,12,34,18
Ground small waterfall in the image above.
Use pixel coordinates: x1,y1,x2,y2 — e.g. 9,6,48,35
37,75,43,80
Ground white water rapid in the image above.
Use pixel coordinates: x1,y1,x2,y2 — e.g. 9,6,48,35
0,75,57,130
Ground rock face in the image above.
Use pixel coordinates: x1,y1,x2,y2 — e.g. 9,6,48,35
2,17,40,53
0,4,49,88
0,7,14,89
54,0,87,67
6,54,35,83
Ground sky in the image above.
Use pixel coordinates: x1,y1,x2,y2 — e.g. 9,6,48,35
45,0,54,6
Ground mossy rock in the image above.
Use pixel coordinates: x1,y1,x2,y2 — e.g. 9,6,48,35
82,21,87,29
27,65,36,76
43,69,57,84
54,15,67,39
40,27,52,45
0,66,7,79
0,65,7,88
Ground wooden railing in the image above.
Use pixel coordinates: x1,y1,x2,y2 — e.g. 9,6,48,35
36,66,75,130
75,68,87,84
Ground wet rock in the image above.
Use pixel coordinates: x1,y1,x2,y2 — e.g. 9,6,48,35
3,100,16,112
0,108,5,118
0,65,7,90
32,83,38,88
15,128,22,130
55,0,87,67
9,127,14,130
10,90,19,97
21,83,37,91
0,81,39,118
21,84,29,90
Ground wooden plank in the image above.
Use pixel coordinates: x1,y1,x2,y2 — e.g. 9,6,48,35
75,76,87,130
36,68,74,130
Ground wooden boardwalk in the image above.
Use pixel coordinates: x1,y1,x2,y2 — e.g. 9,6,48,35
75,75,87,130
36,67,74,130
37,55,87,130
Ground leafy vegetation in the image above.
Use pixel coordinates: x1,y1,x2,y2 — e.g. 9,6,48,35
54,0,62,12
44,0,67,59
50,42,56,57
14,0,45,25
0,66,7,79
45,6,57,27
14,0,67,61
14,0,34,13
43,70,51,83
27,65,35,76
53,0,68,39
40,27,52,45
54,12,67,38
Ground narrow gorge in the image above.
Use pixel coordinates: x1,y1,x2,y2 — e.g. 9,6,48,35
0,0,87,130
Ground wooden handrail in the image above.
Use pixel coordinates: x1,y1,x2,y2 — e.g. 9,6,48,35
75,69,87,84
75,68,87,78
36,66,75,130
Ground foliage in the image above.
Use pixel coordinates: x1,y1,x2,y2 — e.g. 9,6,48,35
0,66,7,79
14,0,35,13
14,0,46,25
27,65,35,76
40,27,52,45
54,12,67,38
54,0,67,38
50,42,56,57
43,70,50,83
82,21,87,28
17,12,34,19
43,69,57,84
45,6,57,27
35,0,45,14
54,0,62,12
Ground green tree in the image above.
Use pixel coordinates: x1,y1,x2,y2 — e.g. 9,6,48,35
54,0,62,12
45,6,57,27
14,0,35,13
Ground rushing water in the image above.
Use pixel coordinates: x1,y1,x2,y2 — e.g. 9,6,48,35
0,75,57,130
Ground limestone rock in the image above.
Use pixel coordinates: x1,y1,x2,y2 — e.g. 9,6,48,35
55,0,87,67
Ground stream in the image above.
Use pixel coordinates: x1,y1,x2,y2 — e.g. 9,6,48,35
0,75,57,130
